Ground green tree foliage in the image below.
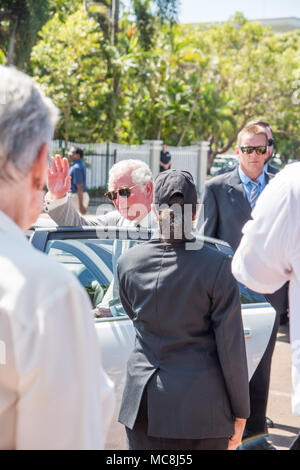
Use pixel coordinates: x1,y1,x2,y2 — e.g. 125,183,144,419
31,7,107,146
0,0,50,69
0,48,5,64
48,0,82,17
29,7,300,170
193,15,300,168
132,0,156,50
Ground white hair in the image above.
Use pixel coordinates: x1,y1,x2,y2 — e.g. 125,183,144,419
0,66,59,181
109,159,153,188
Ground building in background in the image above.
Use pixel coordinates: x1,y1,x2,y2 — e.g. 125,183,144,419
189,17,300,33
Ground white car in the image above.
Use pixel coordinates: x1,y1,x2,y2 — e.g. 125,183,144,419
30,226,276,449
210,155,238,176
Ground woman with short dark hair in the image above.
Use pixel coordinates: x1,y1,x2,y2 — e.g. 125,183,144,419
117,169,250,450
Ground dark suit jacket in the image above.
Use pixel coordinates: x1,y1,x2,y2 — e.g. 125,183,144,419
201,167,288,314
214,163,278,178
117,239,250,439
201,167,274,251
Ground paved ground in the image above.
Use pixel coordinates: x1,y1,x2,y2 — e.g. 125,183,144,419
104,323,300,451
266,323,300,450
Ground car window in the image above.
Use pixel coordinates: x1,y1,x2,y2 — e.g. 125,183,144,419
46,238,141,314
46,237,268,315
212,241,268,305
238,282,267,304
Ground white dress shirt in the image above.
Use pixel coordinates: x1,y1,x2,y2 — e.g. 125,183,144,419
232,162,300,416
0,210,115,449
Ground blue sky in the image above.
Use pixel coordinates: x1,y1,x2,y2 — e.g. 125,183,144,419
178,0,300,23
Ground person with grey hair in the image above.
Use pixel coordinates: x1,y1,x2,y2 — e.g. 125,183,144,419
117,169,250,450
0,66,114,449
45,157,157,317
45,157,155,227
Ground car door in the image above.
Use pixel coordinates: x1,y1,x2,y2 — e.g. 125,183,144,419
31,227,276,383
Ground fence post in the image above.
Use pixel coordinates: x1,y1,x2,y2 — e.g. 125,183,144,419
105,142,110,185
143,140,163,179
193,141,210,196
60,139,66,158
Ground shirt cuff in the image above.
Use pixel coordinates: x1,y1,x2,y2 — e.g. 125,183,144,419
44,192,69,212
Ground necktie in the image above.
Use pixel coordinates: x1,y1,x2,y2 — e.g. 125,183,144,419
249,180,260,209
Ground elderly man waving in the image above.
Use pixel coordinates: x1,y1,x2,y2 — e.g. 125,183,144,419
45,157,155,228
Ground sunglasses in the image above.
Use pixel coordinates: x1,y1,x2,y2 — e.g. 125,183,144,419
104,184,138,201
240,146,267,155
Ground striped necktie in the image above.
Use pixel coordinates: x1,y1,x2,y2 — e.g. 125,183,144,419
249,180,260,209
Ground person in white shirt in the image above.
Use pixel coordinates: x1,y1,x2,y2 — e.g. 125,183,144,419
0,66,115,450
232,162,300,449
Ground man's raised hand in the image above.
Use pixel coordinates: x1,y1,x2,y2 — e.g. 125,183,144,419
47,155,71,200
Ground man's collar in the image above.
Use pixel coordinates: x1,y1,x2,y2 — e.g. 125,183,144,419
0,210,28,244
238,166,265,184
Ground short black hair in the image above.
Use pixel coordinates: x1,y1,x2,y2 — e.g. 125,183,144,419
74,147,84,159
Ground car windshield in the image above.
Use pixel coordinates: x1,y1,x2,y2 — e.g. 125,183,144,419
45,237,268,314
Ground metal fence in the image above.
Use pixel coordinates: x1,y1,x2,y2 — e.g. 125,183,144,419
111,143,150,165
50,140,114,188
50,140,205,190
166,145,199,182
85,151,116,188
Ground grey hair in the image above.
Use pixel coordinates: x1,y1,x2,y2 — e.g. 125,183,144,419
108,159,153,188
0,66,59,181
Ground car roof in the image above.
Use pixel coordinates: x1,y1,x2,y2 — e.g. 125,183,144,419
30,225,233,255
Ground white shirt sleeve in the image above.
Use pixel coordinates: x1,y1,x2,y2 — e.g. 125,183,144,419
232,170,294,293
15,279,115,450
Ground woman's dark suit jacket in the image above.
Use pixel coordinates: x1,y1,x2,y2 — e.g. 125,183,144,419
117,238,250,439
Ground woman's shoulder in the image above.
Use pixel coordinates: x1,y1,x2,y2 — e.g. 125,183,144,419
117,239,162,269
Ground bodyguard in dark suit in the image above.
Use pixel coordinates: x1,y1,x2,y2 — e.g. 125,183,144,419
117,170,250,450
201,124,287,450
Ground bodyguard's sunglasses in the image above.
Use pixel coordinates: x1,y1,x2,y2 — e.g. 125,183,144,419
240,146,267,155
104,184,138,201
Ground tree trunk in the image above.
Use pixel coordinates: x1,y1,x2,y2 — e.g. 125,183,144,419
177,88,200,147
111,0,119,46
6,19,18,66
